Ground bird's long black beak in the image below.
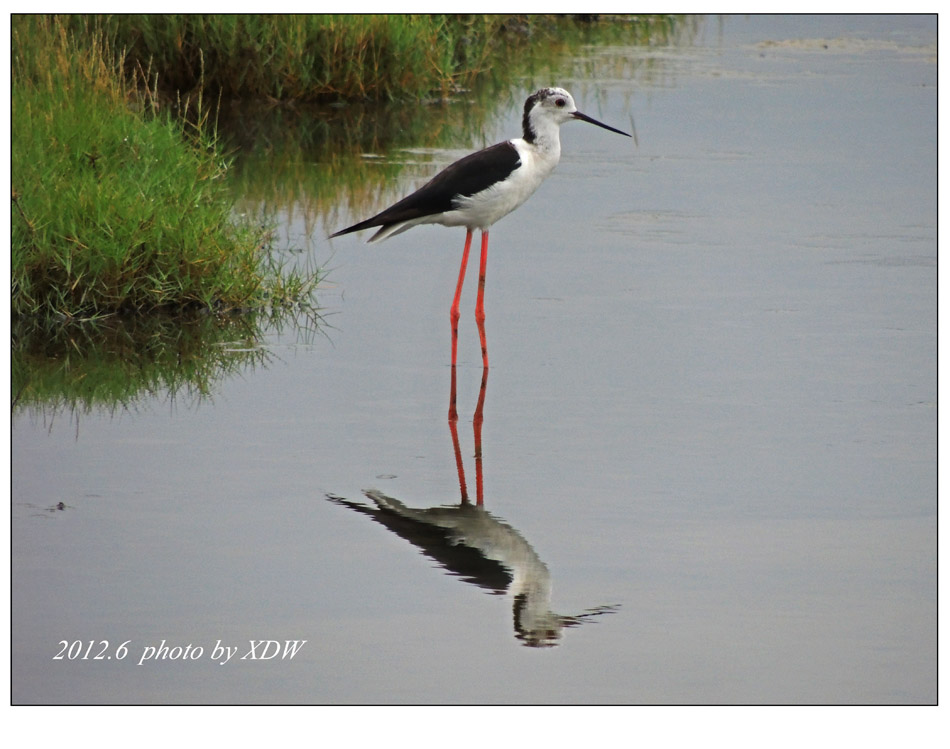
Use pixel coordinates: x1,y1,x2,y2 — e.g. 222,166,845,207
572,110,631,137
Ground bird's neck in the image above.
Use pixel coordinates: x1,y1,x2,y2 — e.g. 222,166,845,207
523,123,562,159
523,114,563,152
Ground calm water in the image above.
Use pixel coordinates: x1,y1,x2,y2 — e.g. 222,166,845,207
12,15,936,704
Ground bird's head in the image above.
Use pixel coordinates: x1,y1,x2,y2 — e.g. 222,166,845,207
522,87,631,144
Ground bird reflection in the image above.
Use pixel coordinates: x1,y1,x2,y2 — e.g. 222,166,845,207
326,368,618,647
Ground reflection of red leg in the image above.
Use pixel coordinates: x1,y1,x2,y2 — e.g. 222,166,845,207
450,229,474,368
473,367,488,506
475,231,489,370
448,365,469,503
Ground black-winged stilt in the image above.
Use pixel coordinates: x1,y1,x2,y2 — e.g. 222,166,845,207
330,87,631,369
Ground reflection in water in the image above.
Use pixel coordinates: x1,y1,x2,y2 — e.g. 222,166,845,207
327,369,618,647
11,311,321,430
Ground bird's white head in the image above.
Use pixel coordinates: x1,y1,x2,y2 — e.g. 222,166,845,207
522,87,631,146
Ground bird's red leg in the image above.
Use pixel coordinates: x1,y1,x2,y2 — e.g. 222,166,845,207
473,366,488,506
450,229,474,368
448,365,469,502
475,230,489,370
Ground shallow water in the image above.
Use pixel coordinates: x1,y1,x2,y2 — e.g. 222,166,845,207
12,15,936,704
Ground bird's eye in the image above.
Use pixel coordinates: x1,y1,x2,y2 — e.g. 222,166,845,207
555,98,566,107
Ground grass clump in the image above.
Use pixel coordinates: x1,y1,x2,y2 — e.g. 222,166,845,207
12,16,316,319
92,14,517,102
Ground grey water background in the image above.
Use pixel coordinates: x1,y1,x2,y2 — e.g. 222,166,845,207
12,15,936,704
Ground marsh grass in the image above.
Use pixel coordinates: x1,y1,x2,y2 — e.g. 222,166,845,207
12,16,320,319
93,15,517,102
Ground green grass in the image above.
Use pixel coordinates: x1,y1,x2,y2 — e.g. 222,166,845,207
87,14,522,102
11,15,319,319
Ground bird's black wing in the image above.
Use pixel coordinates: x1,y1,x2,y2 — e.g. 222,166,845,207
325,494,513,593
330,141,521,237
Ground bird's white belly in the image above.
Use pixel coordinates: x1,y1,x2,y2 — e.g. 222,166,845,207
445,151,557,230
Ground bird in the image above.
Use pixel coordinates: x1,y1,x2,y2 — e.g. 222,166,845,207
330,87,631,369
